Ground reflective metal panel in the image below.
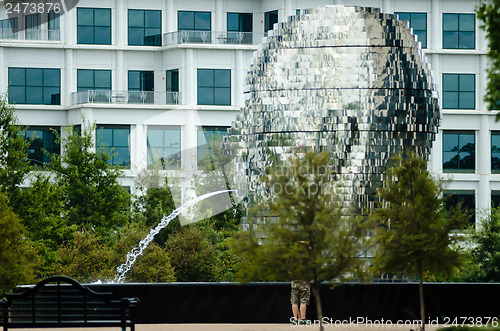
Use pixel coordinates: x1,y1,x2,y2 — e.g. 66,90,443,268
225,6,440,217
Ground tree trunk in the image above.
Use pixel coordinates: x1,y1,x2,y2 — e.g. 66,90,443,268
418,268,426,331
311,283,324,331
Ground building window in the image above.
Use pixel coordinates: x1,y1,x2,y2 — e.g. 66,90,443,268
444,190,475,227
442,74,475,109
0,18,18,38
395,12,427,48
265,10,278,33
128,9,161,46
197,126,228,168
443,131,475,172
8,68,60,105
197,69,230,106
128,71,154,103
25,126,60,166
178,11,211,31
492,132,500,173
96,125,130,167
147,127,181,169
492,191,500,209
166,69,179,104
77,69,111,92
48,11,60,40
443,13,475,49
77,8,111,45
25,13,40,40
227,12,252,32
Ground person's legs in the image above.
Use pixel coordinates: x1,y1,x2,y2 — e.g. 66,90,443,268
299,303,307,320
292,304,300,319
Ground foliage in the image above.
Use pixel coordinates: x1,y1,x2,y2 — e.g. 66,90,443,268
477,0,500,118
50,125,130,236
0,96,31,204
0,192,35,294
57,229,116,283
372,151,468,331
462,207,500,282
166,225,219,282
114,222,176,283
229,151,373,329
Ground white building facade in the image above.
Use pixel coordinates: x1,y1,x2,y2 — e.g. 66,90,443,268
0,0,494,227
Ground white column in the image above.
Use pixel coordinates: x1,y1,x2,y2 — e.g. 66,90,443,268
479,55,488,112
115,0,125,47
0,48,5,95
63,6,76,45
215,0,224,32
235,50,244,107
478,115,490,216
283,0,294,20
116,50,124,90
382,0,392,14
64,49,74,106
134,124,147,171
431,0,440,50
166,0,175,32
185,48,194,105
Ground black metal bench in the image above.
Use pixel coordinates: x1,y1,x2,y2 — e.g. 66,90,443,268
0,276,139,331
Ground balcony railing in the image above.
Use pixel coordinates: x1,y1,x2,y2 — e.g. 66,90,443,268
163,30,264,46
71,90,180,105
0,28,60,41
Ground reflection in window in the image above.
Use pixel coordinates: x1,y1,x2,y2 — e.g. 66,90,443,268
442,74,475,109
443,131,475,172
178,11,211,31
395,12,427,48
197,69,230,106
444,191,475,227
492,133,500,173
8,68,60,105
77,69,111,92
77,8,111,45
197,126,229,169
96,125,130,167
48,11,60,40
147,127,181,169
128,9,161,46
443,13,475,49
0,18,18,38
25,126,60,166
25,13,40,39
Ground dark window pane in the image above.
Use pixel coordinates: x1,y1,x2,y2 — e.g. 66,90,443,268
128,27,143,45
44,87,60,105
78,70,94,89
128,71,141,90
95,70,111,89
460,14,475,31
26,87,43,104
415,30,427,48
443,31,458,49
214,87,230,105
460,31,475,49
411,13,426,30
145,10,161,28
198,87,214,104
26,69,43,86
9,68,25,85
215,69,230,87
147,130,163,147
114,128,129,146
265,10,278,32
44,69,60,86
443,152,459,169
396,12,410,22
95,26,111,44
77,26,93,43
78,8,94,26
443,133,459,152
195,12,211,30
459,75,475,91
198,69,213,86
443,13,458,31
178,11,194,30
9,86,26,103
227,13,239,31
128,10,144,27
95,8,111,26
460,92,475,109
443,91,459,109
166,69,179,92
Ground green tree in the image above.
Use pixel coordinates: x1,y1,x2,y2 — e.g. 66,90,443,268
50,125,130,236
166,225,219,282
0,191,34,294
229,152,372,331
478,0,500,118
372,151,468,331
0,96,31,203
463,207,500,282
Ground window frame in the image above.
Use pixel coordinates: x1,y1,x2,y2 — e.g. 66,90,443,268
77,7,112,45
197,126,229,169
177,11,211,31
8,67,61,105
442,131,476,173
395,12,427,48
128,9,162,46
442,13,475,49
24,126,60,167
77,69,112,92
197,68,231,106
96,125,131,168
442,73,475,110
147,126,182,169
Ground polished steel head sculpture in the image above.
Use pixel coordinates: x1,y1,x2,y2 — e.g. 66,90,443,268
225,6,440,216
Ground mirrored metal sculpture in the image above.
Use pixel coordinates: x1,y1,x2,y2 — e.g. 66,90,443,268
224,6,440,218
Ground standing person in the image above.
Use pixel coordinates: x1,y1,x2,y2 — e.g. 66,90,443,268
290,280,310,324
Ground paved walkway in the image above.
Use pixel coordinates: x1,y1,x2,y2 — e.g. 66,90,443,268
16,324,444,330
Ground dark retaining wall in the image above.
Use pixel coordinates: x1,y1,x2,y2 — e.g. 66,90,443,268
85,282,500,324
